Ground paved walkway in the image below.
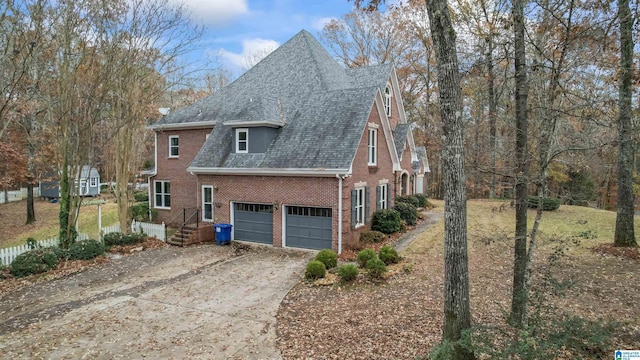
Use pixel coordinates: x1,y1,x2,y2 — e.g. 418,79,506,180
393,211,444,253
0,244,311,359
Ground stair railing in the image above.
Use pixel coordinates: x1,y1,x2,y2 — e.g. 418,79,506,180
180,208,200,246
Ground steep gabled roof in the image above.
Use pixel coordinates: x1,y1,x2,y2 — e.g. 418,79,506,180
393,123,410,160
170,30,393,172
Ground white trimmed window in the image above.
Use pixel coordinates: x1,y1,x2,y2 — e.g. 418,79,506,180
384,85,392,117
90,177,97,187
202,185,213,221
169,135,179,157
236,128,248,153
154,181,171,208
377,184,387,210
368,128,377,166
354,187,365,226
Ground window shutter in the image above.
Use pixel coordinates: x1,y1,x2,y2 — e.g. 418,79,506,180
376,185,381,211
365,187,371,224
387,184,392,208
351,189,357,228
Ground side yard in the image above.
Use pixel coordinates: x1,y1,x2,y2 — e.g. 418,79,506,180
0,198,119,249
276,200,640,359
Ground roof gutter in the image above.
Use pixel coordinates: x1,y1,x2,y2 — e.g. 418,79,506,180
147,120,217,131
186,167,350,177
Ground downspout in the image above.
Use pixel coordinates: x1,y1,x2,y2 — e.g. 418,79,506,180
337,174,343,255
148,131,158,220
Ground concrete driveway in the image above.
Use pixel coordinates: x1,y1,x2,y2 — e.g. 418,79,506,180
0,244,311,359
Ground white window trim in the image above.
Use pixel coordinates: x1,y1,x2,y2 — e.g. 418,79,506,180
368,128,377,166
236,128,248,154
378,184,387,210
355,187,365,227
384,84,392,117
89,177,97,187
202,185,214,222
169,135,179,158
154,180,171,209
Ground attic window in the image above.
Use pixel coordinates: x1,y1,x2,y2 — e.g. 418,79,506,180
384,85,392,117
236,128,248,153
169,135,179,157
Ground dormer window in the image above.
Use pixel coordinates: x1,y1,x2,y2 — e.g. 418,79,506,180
236,128,248,153
384,84,392,117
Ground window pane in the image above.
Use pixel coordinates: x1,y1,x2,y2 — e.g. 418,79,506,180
165,182,170,193
164,195,171,207
204,188,212,202
239,142,247,151
155,181,161,192
204,204,212,219
239,131,247,140
170,137,178,146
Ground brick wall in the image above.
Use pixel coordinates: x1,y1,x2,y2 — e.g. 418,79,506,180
150,128,212,225
197,175,341,249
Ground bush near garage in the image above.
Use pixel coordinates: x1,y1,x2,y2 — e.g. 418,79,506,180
337,264,359,282
365,258,387,279
371,209,402,234
357,248,377,268
393,202,418,226
305,260,326,280
133,190,148,202
10,248,60,278
315,249,338,269
359,230,387,244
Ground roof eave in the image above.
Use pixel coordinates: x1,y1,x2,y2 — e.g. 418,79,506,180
147,120,217,131
186,167,350,177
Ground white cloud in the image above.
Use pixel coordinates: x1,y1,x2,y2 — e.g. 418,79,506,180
180,0,249,26
219,38,279,70
312,17,336,31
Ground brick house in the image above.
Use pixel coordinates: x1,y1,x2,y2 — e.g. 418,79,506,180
147,30,428,253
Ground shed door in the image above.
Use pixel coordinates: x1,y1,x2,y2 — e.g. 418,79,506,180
286,206,332,250
233,203,273,244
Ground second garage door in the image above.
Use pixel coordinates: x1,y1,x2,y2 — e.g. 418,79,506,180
234,203,273,244
286,206,332,250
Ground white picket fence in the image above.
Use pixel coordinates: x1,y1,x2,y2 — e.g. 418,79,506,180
0,233,88,266
0,221,165,266
0,188,41,204
131,220,166,241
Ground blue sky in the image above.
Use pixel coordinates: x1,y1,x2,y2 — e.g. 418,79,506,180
175,0,358,77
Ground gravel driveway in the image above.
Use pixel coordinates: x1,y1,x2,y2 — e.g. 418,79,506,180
0,244,311,359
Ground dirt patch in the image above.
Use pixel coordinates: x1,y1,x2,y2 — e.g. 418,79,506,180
591,243,639,260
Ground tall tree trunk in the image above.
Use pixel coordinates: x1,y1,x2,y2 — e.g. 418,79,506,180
614,0,637,247
510,0,530,327
426,1,474,358
487,37,497,199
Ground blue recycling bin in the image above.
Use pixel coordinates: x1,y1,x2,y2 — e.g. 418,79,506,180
214,224,232,245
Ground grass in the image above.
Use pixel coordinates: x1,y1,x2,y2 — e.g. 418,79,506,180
407,199,640,256
1,200,120,248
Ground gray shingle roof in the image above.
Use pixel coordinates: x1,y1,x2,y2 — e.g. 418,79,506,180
394,123,409,159
180,30,393,171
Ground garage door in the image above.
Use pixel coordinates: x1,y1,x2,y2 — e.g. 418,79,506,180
286,206,332,250
234,203,273,244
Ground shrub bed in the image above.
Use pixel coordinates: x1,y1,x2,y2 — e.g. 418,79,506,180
337,264,359,282
395,195,420,208
371,209,402,234
414,193,429,208
10,248,60,278
67,240,107,260
305,260,326,280
379,245,399,265
357,248,377,268
103,232,145,247
359,230,387,244
393,202,418,225
315,249,338,269
365,258,387,279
